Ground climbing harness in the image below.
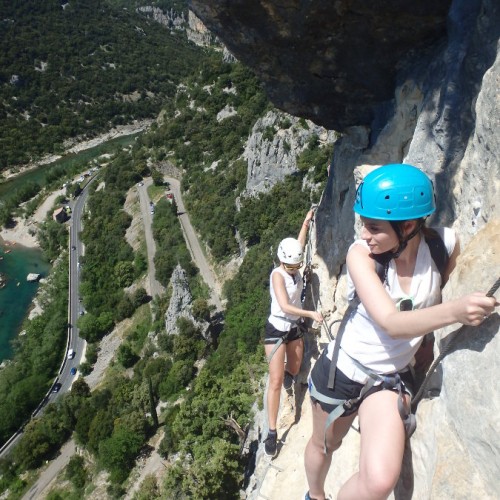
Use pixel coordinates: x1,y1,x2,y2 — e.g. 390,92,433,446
309,354,415,454
411,276,500,411
265,320,307,362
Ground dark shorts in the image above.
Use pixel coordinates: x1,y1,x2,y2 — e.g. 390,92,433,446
264,320,304,345
309,348,415,415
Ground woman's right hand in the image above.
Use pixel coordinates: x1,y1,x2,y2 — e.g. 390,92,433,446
310,311,324,323
453,292,498,326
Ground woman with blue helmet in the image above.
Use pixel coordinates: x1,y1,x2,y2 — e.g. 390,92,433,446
304,164,497,500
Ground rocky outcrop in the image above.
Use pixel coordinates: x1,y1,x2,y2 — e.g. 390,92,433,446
189,0,500,498
136,6,186,30
26,273,41,282
164,265,193,335
187,10,218,47
189,0,452,130
164,264,210,340
401,222,500,499
243,110,337,196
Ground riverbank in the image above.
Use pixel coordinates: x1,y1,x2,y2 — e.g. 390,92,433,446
0,189,64,249
0,119,152,249
1,119,152,182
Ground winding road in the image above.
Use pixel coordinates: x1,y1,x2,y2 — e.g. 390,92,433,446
19,174,224,498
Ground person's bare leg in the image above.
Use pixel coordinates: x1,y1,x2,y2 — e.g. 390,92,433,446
264,343,286,430
304,400,356,500
338,390,406,500
285,337,304,376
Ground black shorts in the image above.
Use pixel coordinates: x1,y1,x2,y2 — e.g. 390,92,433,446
309,349,415,415
264,320,304,345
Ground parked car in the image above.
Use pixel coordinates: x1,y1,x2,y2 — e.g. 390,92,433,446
70,367,77,376
51,382,62,393
67,348,75,359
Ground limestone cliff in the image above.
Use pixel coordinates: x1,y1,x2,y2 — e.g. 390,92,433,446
190,0,499,498
189,0,452,130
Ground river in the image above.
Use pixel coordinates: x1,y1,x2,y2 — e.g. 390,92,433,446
0,245,50,362
0,132,142,204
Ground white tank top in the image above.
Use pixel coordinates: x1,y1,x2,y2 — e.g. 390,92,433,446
328,227,456,382
268,267,303,332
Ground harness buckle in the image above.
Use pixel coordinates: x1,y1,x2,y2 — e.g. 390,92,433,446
381,374,400,389
343,400,353,409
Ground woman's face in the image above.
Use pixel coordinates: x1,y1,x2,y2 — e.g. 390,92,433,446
360,217,399,254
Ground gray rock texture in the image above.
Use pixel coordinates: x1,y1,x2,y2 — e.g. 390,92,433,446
189,0,452,130
164,264,211,341
243,110,336,196
189,0,500,498
164,264,193,335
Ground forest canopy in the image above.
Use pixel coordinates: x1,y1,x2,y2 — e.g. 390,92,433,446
0,0,204,170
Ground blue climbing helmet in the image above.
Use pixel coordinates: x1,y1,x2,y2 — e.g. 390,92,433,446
353,163,436,221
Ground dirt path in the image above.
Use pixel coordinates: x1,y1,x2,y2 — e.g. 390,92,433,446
22,441,76,500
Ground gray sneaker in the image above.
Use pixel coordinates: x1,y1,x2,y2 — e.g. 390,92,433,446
264,432,277,457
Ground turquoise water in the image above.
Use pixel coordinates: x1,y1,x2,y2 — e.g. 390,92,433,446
0,244,50,362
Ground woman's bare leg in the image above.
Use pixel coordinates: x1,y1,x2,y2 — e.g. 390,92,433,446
304,400,356,500
337,390,406,500
285,337,304,376
265,343,287,430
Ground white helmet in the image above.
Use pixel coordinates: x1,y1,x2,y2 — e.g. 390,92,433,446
277,238,303,265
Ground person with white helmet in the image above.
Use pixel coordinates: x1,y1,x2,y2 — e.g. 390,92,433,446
303,164,497,500
264,209,324,457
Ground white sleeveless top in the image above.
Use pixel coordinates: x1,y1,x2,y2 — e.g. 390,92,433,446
268,267,303,332
327,227,456,382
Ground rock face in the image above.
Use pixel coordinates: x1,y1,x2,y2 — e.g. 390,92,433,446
243,110,337,195
164,264,211,340
189,0,499,498
26,273,41,282
164,265,193,335
189,0,452,130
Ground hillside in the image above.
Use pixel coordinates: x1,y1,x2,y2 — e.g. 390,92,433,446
0,6,336,496
0,0,202,170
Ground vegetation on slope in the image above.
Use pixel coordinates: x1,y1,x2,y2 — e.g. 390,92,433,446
0,0,203,170
0,5,334,497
